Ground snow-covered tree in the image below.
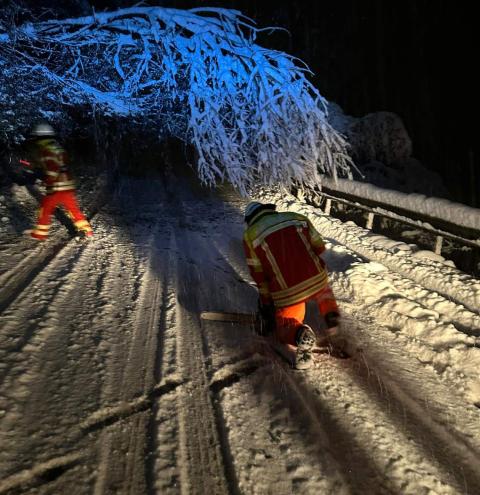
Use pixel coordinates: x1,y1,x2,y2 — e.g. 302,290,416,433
0,6,352,193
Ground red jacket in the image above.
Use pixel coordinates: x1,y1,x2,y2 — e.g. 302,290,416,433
243,211,328,308
36,139,76,194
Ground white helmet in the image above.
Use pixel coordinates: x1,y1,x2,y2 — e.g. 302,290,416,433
244,201,276,224
31,123,55,137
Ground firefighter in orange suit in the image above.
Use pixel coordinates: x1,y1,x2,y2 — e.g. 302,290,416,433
27,123,93,241
243,202,340,359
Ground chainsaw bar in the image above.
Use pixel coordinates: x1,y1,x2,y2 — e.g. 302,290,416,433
200,311,258,324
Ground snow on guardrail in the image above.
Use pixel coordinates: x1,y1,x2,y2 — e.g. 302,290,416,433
322,177,480,234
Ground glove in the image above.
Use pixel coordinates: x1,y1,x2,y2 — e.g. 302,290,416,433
32,168,45,181
21,170,39,185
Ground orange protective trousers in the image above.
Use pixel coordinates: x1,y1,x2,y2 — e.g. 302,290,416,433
275,285,339,345
31,191,92,240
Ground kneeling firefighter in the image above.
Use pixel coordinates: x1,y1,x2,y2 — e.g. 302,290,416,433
243,201,340,368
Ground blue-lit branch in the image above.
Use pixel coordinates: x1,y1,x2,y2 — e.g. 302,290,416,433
0,6,352,193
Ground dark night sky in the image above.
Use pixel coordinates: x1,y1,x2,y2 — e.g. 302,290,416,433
10,0,479,206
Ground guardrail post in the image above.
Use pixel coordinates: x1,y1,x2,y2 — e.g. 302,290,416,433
434,235,443,255
324,198,332,215
315,187,479,276
366,212,375,229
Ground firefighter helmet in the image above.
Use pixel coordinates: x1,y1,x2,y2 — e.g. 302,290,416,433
31,123,55,137
244,201,276,224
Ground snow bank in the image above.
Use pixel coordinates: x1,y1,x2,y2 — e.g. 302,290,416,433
327,104,448,198
344,261,480,405
328,105,412,166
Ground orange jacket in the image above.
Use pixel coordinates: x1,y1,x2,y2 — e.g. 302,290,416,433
36,139,76,194
243,210,328,308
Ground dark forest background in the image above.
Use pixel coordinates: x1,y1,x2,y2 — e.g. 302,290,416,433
4,0,478,207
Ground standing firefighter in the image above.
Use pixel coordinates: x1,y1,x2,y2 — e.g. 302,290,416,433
27,123,93,241
243,201,340,369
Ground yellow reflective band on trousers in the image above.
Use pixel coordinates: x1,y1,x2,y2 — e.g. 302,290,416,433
271,272,328,307
46,183,75,193
33,224,50,237
74,219,92,232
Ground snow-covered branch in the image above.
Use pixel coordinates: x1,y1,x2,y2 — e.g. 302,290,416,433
0,6,352,193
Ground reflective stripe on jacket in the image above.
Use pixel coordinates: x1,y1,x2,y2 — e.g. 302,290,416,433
36,139,76,193
243,211,328,308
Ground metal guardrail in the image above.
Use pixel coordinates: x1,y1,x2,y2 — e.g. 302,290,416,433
292,185,480,277
321,186,480,242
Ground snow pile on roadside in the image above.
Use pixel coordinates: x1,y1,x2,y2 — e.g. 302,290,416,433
345,261,480,405
325,217,480,313
257,189,480,405
327,104,447,198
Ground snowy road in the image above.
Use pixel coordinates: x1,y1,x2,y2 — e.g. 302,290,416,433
1,173,479,494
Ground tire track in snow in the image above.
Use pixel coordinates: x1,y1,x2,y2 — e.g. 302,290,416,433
146,230,185,495
0,240,93,466
0,211,150,490
169,204,232,495
0,237,69,314
0,205,104,316
174,306,230,495
0,207,161,492
0,241,86,388
92,221,175,495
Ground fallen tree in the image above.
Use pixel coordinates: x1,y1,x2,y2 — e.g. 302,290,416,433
0,6,352,193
